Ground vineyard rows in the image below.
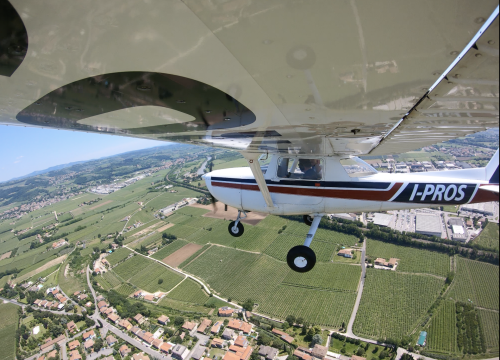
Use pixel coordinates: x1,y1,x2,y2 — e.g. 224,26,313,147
353,269,443,339
427,301,456,353
106,248,132,266
448,257,499,310
113,255,151,280
478,309,499,350
114,283,135,296
151,240,189,261
366,239,450,277
129,261,184,293
167,278,209,304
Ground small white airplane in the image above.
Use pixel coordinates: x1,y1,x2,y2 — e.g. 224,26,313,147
203,151,499,272
0,0,498,272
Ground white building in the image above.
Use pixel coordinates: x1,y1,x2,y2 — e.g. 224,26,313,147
416,214,442,237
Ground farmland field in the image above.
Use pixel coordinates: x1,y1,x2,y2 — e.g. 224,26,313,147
353,269,443,339
162,243,203,267
448,257,499,310
113,254,151,280
100,271,122,290
473,223,499,252
106,248,132,266
128,260,184,293
114,283,135,296
167,278,209,304
151,240,189,261
0,303,18,360
427,301,456,353
366,238,450,277
478,309,499,350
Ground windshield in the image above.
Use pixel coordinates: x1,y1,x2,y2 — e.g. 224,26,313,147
340,157,378,177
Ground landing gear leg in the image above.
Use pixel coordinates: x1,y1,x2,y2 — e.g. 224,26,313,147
228,210,246,237
287,215,323,272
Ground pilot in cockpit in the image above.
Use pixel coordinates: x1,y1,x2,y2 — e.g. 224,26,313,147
299,159,321,180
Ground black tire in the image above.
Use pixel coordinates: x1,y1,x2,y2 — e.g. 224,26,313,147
303,215,314,226
228,221,244,237
287,245,316,272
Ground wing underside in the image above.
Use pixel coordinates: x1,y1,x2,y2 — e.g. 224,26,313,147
0,0,498,156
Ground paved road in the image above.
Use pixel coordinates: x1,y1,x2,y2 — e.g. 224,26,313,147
0,296,74,315
86,267,167,360
346,240,366,337
87,348,113,360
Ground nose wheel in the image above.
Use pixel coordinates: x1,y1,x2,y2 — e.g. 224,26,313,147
228,210,246,237
287,245,316,272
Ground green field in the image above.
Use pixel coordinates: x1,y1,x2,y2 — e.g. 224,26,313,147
427,301,457,353
0,303,19,360
366,238,450,277
478,309,499,351
353,269,443,339
473,223,499,252
106,248,132,266
114,254,184,293
114,283,135,296
264,233,337,262
167,278,209,304
448,257,499,310
151,240,189,261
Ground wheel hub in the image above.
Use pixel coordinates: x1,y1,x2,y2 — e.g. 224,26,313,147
294,256,307,268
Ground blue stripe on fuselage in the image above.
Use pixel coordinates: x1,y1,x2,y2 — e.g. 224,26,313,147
211,177,392,189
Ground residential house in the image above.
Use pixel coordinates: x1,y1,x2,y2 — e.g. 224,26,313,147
96,295,105,302
271,328,294,344
69,350,82,360
133,290,142,298
108,313,120,323
130,326,141,335
211,321,223,334
84,339,94,351
227,346,253,360
172,344,189,360
311,345,328,360
211,338,224,348
40,335,66,351
160,343,173,354
67,321,77,333
68,340,80,351
97,301,107,309
158,315,169,325
106,335,117,346
192,346,207,360
234,336,248,348
222,328,234,340
46,350,58,360
227,319,252,334
82,330,95,341
258,346,279,360
118,319,132,331
73,291,81,296
218,307,234,317
137,330,154,345
293,350,312,360
197,319,212,334
337,249,353,258
134,314,145,325
223,353,240,360
152,339,163,349
182,321,198,333
78,294,88,301
132,353,150,360
119,345,132,358
33,299,42,306
144,294,155,302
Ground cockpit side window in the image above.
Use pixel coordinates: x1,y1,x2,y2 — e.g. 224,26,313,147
340,157,378,177
277,158,323,180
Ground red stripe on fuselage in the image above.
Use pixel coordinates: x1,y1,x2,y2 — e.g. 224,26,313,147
211,181,403,201
469,187,499,204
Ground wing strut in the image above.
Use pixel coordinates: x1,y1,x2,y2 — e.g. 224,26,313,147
242,152,274,209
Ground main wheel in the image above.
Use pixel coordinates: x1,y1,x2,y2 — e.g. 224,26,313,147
287,245,316,272
303,215,314,226
228,221,244,237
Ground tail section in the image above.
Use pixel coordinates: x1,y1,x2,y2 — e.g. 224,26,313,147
486,149,499,184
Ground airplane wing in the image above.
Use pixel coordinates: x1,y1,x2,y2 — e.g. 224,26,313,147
0,0,498,156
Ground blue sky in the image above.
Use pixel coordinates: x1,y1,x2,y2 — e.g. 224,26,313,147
0,126,166,183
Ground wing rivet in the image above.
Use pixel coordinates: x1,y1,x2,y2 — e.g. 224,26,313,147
488,40,495,45
450,51,459,55
474,17,485,24
475,53,483,58
176,100,186,104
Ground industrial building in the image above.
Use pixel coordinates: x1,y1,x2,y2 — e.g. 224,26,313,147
461,202,495,216
372,213,394,227
416,214,442,237
448,217,468,242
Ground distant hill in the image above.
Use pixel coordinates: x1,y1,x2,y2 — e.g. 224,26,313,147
7,160,88,182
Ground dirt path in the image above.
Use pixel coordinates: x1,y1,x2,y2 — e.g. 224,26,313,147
89,200,113,210
15,255,67,283
396,271,446,281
